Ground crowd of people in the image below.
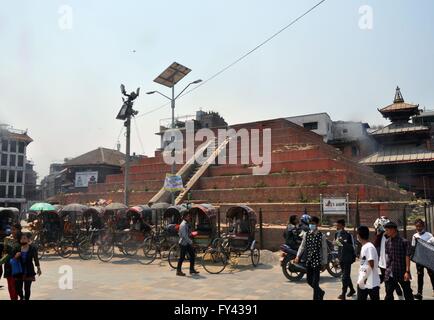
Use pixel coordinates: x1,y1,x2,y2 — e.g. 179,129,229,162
0,224,41,300
285,213,434,300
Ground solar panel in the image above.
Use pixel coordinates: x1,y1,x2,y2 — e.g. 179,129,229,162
153,62,191,88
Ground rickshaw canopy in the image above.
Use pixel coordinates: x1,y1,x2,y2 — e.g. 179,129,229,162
226,205,257,236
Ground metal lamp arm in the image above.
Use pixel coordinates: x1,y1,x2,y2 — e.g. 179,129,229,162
175,82,194,100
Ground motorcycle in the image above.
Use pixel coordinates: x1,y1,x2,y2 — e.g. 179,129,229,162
280,231,343,281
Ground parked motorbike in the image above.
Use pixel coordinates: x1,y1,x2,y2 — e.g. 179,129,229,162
280,231,343,281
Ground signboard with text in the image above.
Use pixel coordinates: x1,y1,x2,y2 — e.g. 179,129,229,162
75,171,98,188
164,174,183,192
322,197,347,215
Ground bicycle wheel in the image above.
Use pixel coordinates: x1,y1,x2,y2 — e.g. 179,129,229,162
251,244,260,267
58,239,74,258
135,237,157,265
78,239,94,260
122,236,139,256
168,244,181,269
97,241,114,262
34,240,45,260
202,248,227,274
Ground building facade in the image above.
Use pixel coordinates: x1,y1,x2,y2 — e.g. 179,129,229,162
286,113,375,160
0,125,33,210
360,87,434,199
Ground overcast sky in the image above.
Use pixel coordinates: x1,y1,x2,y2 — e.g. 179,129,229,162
1,0,433,181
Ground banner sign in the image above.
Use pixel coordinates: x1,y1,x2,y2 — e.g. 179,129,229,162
164,174,183,192
322,197,347,215
75,171,98,188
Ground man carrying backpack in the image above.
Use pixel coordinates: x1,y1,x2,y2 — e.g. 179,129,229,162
334,219,356,300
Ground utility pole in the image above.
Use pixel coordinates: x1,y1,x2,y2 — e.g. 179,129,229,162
124,116,131,206
117,84,140,206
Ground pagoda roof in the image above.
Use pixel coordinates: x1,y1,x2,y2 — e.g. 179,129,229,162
360,145,434,165
371,122,429,136
378,87,420,118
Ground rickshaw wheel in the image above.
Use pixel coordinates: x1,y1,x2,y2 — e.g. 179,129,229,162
168,244,191,270
34,241,45,260
251,245,260,267
135,237,157,265
58,240,74,258
78,239,94,260
97,242,114,262
202,248,227,274
122,236,139,256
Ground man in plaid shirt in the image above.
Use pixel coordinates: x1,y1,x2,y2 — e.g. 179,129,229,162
384,221,414,300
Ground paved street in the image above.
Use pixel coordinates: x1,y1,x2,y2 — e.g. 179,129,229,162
1,250,433,300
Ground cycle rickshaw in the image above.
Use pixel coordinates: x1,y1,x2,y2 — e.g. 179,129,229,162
121,205,154,256
202,205,260,274
0,207,19,237
167,203,219,269
32,210,63,259
96,203,132,262
135,204,185,265
57,203,89,258
76,206,105,260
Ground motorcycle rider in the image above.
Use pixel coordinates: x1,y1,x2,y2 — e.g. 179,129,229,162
334,219,356,300
283,215,304,251
294,216,328,300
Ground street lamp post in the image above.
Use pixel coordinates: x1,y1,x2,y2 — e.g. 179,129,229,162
147,62,202,205
117,84,140,206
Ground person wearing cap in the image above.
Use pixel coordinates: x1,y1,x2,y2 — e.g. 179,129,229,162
176,211,199,277
411,219,434,300
384,221,414,300
373,217,404,299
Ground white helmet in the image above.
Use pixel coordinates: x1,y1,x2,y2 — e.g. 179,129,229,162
374,216,390,231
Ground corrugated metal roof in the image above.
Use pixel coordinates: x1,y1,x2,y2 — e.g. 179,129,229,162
360,146,434,165
372,123,429,135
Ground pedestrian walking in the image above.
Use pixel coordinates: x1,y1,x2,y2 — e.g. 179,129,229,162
374,217,404,299
0,223,22,300
334,219,356,300
356,226,381,301
11,232,41,300
411,219,434,300
176,212,200,277
384,221,414,300
294,216,328,300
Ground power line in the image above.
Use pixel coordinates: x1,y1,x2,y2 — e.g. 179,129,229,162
133,117,145,154
136,0,327,119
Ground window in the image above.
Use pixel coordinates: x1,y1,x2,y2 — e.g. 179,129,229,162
18,142,25,154
7,186,14,198
1,140,8,152
1,154,7,166
17,155,24,167
8,170,15,183
17,170,23,183
16,186,23,198
303,122,319,130
0,185,6,198
10,141,17,153
0,170,7,182
343,129,348,134
9,154,16,167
